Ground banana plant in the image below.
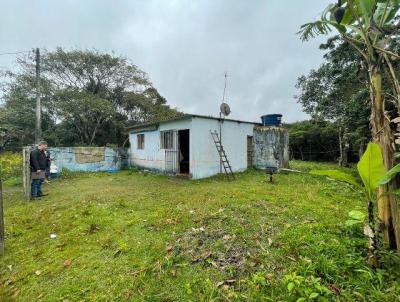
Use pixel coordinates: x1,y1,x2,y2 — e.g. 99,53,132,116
311,143,385,223
300,0,400,250
310,142,386,265
379,161,400,185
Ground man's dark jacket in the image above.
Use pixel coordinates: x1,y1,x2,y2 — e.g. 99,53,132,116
30,148,47,172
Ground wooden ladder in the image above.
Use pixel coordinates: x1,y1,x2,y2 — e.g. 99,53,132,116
210,131,235,180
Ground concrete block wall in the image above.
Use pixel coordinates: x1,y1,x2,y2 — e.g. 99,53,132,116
254,127,289,169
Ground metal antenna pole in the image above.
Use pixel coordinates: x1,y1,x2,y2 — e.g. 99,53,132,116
219,72,228,174
222,72,228,101
35,48,41,144
219,111,222,173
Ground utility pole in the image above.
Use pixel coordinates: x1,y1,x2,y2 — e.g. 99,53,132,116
0,136,5,254
35,48,41,144
0,171,4,255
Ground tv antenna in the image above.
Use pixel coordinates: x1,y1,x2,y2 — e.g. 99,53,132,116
220,72,231,117
218,72,231,173
222,72,228,101
220,102,231,117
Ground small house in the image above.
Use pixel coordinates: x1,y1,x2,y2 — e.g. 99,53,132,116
128,114,288,179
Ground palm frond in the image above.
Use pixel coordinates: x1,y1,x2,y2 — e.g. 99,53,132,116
298,21,333,41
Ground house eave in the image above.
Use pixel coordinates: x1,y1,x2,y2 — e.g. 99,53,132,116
126,113,261,133
129,124,159,133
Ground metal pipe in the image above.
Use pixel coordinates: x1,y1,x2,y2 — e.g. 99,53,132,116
219,112,222,173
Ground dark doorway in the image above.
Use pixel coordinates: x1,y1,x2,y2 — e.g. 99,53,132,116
178,129,190,174
247,135,254,168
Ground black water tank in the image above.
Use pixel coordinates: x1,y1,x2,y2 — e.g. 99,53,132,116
261,114,282,126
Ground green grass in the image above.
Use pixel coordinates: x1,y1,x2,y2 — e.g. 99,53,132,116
3,177,22,188
1,162,399,301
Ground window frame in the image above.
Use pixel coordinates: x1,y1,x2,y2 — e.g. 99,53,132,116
137,134,145,150
160,130,174,150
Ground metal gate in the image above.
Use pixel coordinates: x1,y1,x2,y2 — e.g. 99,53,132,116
165,130,179,174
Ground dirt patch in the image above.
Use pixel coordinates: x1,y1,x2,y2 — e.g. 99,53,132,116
2,187,22,193
168,202,284,277
178,228,249,271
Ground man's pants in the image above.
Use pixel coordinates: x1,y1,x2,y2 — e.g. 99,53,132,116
31,178,44,198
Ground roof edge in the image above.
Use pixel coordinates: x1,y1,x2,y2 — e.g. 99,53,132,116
126,113,261,132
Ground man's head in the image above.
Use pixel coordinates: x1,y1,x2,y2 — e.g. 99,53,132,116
38,141,48,150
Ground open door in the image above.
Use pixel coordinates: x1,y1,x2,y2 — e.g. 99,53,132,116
178,129,190,174
247,135,254,168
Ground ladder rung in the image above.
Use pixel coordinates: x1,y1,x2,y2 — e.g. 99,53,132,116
211,131,234,181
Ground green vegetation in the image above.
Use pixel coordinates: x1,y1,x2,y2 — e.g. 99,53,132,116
310,143,390,266
0,161,399,301
0,48,181,149
299,0,400,252
0,152,22,187
288,121,343,163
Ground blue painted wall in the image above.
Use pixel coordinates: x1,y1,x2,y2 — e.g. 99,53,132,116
48,147,125,172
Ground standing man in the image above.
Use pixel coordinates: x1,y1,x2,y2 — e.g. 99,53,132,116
30,141,48,199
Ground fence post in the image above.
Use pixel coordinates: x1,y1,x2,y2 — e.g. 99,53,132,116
22,147,31,201
0,177,4,255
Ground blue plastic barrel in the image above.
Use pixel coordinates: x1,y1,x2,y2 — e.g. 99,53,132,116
261,114,282,126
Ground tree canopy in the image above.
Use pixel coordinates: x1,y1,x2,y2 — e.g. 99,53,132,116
288,120,343,162
0,48,182,148
295,38,373,164
299,0,400,251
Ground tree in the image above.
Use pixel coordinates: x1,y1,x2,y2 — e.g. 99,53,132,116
0,48,181,147
299,0,400,249
296,38,373,165
0,72,55,148
288,120,342,162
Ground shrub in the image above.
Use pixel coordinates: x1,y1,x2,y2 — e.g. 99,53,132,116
284,272,332,301
0,152,23,180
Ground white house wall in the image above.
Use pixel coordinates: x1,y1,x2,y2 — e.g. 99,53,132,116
129,117,255,179
190,117,254,179
129,130,163,171
129,119,191,172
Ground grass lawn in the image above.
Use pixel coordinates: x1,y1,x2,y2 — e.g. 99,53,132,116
1,161,399,301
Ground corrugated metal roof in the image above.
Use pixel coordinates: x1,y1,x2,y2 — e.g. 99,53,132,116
127,114,261,132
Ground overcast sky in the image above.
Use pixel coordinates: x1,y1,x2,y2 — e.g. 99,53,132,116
0,0,332,123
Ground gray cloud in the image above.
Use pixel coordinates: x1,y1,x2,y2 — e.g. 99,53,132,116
0,0,332,123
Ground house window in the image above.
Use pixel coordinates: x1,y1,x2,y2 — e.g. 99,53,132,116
160,130,174,149
137,134,145,149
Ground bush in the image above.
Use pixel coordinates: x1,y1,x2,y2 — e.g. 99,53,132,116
284,272,332,301
0,152,23,181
